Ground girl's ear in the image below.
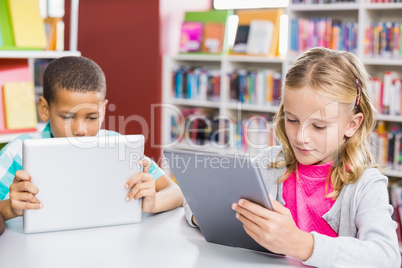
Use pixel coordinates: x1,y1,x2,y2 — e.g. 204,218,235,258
345,112,364,137
38,97,50,122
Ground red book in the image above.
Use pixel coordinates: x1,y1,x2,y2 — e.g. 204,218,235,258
0,59,32,132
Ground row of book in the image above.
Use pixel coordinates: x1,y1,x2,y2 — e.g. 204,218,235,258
364,22,402,59
171,67,221,102
228,70,282,106
292,0,356,3
0,60,38,133
370,72,402,116
372,121,402,170
170,109,220,146
179,9,283,57
289,18,358,55
0,0,63,51
368,0,402,3
169,108,277,154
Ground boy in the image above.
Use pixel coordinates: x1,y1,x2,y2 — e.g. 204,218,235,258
0,56,183,225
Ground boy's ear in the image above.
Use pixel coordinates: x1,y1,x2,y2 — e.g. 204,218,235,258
38,96,50,122
100,99,108,121
345,112,364,137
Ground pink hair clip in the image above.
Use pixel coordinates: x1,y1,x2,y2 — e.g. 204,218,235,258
355,78,361,109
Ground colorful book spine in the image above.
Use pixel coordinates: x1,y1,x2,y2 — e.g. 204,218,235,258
171,67,221,102
228,69,281,106
364,22,402,59
290,18,357,55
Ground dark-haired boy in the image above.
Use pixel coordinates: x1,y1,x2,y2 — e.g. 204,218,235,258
0,56,183,227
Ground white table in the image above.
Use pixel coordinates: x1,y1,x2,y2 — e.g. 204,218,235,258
0,208,307,268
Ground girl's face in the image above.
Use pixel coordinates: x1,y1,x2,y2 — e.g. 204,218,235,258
283,88,362,165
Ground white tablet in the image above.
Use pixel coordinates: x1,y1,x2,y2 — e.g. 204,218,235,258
23,135,144,233
164,149,280,255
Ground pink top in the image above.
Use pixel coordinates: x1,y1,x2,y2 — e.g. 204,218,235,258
282,162,338,237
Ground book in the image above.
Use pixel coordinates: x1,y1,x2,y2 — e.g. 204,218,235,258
0,0,15,49
246,20,274,55
232,9,284,57
3,81,38,129
44,17,64,51
0,59,31,132
232,25,250,53
179,21,203,53
183,10,233,54
202,23,225,53
8,0,47,49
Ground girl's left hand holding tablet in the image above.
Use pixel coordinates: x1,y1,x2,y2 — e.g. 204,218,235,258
232,195,314,261
125,159,157,213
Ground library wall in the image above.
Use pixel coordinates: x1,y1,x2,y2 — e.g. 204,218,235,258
65,0,162,160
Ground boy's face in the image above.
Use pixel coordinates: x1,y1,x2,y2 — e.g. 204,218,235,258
38,89,108,137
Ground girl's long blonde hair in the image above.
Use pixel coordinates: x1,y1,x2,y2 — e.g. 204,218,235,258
275,47,378,198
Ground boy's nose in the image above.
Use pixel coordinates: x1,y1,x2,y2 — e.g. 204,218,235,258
73,121,88,136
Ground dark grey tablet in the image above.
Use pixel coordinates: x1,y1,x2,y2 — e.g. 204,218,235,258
164,149,280,255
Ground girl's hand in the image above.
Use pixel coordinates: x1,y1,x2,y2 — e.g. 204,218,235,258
9,170,43,217
125,159,157,213
232,195,314,261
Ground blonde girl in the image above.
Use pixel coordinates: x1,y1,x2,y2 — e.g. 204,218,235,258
231,47,400,267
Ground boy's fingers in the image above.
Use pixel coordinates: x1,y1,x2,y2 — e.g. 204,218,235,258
126,181,154,201
139,159,151,173
10,180,39,195
134,188,154,200
125,173,143,189
125,173,153,189
13,201,43,211
14,170,31,182
12,192,41,204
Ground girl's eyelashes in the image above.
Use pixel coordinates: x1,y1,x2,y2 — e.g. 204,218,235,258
286,117,327,130
286,118,298,123
313,124,327,130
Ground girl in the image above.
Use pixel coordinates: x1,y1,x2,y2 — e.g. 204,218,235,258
185,47,401,267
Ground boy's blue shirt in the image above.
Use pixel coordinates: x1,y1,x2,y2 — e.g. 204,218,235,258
0,122,165,200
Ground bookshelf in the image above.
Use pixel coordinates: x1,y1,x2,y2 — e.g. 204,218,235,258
0,0,81,144
161,2,402,173
161,54,284,156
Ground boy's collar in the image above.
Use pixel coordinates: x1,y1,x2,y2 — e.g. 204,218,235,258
41,122,53,138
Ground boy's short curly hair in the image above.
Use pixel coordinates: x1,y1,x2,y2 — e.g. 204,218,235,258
43,56,106,105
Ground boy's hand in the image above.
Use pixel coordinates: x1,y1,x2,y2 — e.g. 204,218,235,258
0,212,5,235
125,159,157,213
9,170,43,216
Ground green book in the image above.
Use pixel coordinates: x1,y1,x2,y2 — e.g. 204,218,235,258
0,0,15,48
184,10,233,24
